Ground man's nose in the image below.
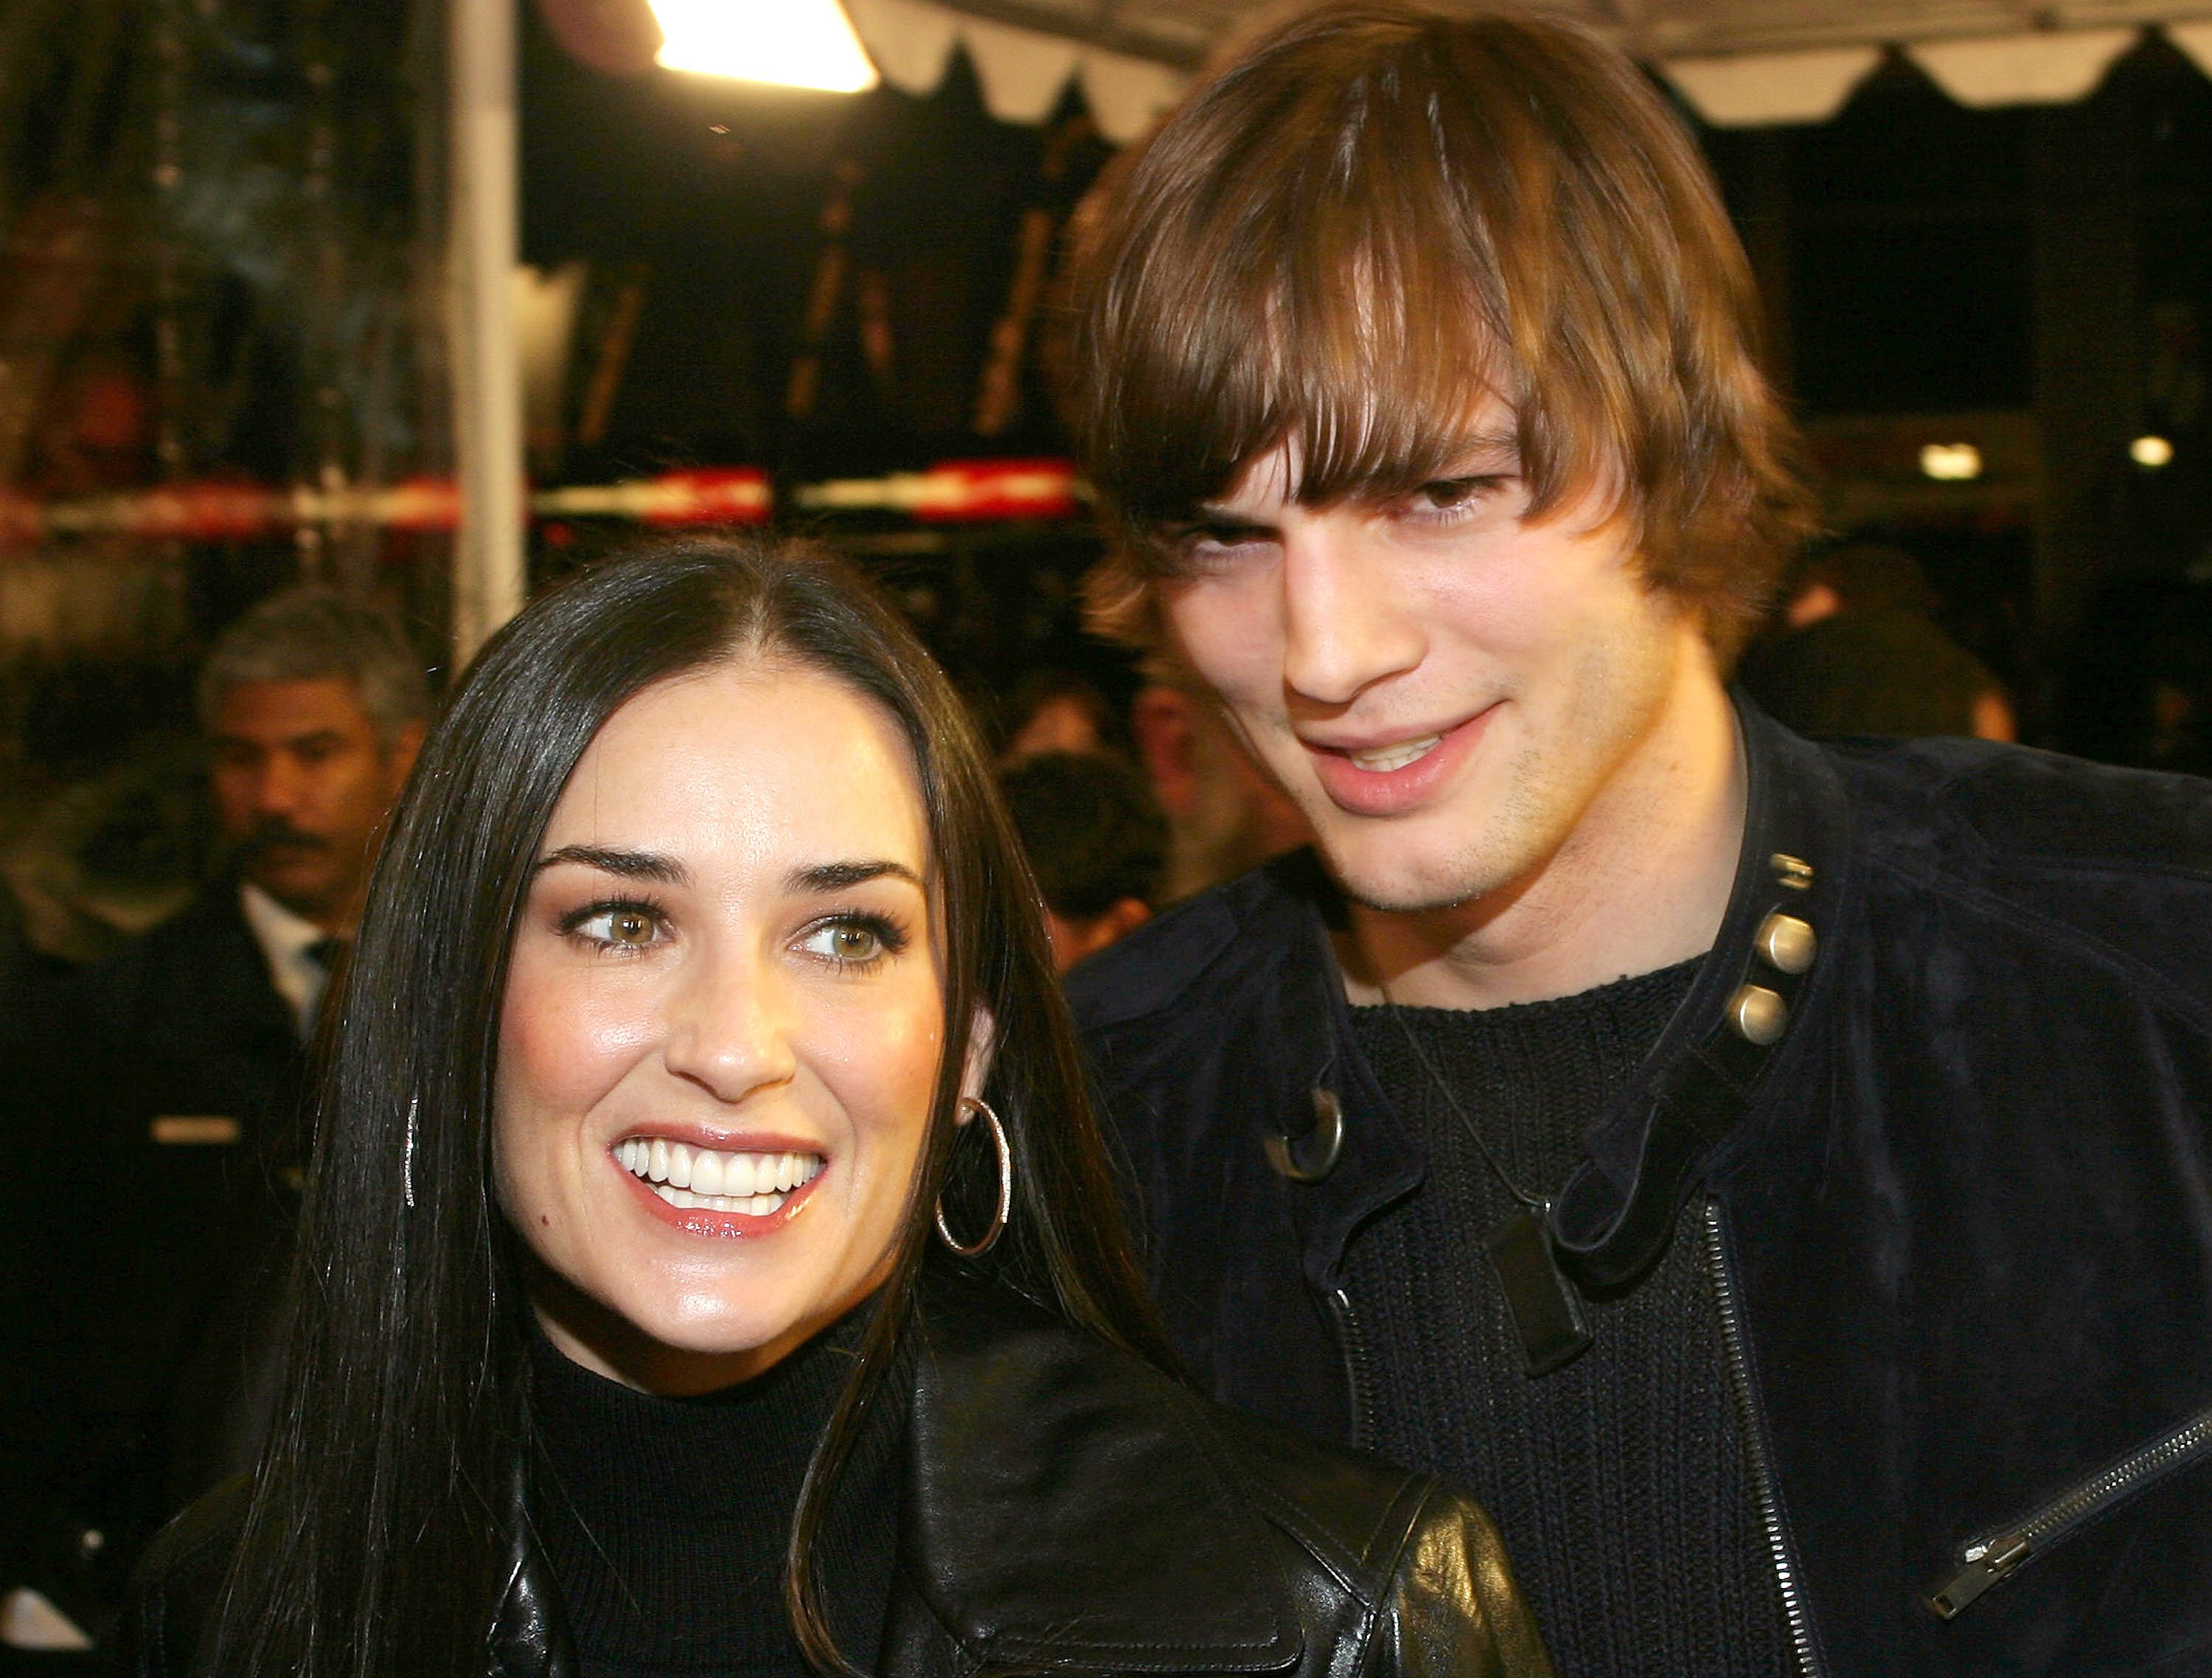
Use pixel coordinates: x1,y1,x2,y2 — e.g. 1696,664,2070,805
662,941,798,1105
248,754,309,817
1278,531,1423,708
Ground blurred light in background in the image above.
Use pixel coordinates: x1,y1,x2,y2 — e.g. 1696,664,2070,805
648,0,880,92
2130,434,2176,469
1919,442,1983,481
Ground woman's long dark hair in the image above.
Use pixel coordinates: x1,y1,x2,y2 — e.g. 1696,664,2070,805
210,537,1172,1677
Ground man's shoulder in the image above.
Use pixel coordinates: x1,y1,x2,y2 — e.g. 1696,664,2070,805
1829,735,2212,878
67,885,257,1012
86,885,254,979
1825,736,2212,1011
60,884,291,1065
1065,849,1329,1035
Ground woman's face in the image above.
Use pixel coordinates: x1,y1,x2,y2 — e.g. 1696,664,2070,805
495,658,948,1393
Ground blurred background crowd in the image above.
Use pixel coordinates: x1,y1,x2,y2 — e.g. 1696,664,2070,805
6,1,2212,1009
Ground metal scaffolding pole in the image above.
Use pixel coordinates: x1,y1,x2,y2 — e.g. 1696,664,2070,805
447,0,524,664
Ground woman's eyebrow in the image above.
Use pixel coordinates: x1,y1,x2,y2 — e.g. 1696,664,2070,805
533,844,689,885
787,859,924,894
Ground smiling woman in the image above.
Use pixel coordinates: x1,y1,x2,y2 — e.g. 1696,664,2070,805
495,661,953,1396
119,538,1552,1678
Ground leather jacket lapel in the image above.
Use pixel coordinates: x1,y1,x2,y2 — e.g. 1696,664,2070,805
495,1455,580,1678
896,1279,1304,1674
1548,699,1854,1284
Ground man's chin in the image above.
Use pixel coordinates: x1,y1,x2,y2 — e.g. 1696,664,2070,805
1302,812,1514,918
246,866,340,923
1324,853,1506,918
1341,880,1492,917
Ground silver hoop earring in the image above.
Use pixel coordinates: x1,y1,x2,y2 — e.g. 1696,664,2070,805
935,1097,1012,1258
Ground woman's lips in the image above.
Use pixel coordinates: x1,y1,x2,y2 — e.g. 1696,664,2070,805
613,1136,827,1240
1305,707,1494,817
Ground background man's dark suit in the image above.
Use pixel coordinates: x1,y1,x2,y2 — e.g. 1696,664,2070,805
4,588,425,1660
4,882,307,1637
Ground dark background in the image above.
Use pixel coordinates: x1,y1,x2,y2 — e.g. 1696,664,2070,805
4,2,2212,837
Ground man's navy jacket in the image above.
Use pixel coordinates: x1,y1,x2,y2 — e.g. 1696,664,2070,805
1068,703,2212,1678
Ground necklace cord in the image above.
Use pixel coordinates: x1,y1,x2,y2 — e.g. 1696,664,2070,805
1379,987,1547,1214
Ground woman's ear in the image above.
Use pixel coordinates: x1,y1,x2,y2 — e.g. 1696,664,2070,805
956,1006,997,1116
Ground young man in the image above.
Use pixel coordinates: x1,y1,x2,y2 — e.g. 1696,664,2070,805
1062,7,2212,1675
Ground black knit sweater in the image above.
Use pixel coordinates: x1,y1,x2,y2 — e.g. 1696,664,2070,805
1344,961,1797,1678
526,1316,900,1678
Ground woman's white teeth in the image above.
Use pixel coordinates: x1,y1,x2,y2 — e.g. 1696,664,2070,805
616,1138,822,1214
651,1184,787,1214
1349,734,1442,773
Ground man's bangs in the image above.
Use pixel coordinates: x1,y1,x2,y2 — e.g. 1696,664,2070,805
1265,231,1517,510
1109,132,1526,543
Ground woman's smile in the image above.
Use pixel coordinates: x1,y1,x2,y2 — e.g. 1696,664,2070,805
615,1135,827,1231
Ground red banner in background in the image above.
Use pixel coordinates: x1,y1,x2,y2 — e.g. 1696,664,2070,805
911,459,1079,523
0,463,1095,552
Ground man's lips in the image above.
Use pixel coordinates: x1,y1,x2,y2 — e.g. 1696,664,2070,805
242,829,328,856
1303,707,1495,817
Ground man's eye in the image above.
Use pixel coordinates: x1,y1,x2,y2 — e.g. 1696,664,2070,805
1169,523,1272,575
1412,476,1503,513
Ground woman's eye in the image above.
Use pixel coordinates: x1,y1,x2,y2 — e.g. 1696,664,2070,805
569,905,662,949
798,916,901,967
830,924,880,961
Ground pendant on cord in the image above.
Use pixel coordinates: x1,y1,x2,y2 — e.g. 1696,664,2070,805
1483,1201,1593,1376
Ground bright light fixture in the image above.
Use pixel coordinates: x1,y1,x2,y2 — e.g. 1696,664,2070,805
648,0,879,94
1919,442,1982,482
2131,434,2175,469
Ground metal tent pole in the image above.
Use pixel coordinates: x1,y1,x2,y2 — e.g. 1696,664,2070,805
447,0,525,664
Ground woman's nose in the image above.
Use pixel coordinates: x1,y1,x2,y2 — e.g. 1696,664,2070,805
661,942,796,1104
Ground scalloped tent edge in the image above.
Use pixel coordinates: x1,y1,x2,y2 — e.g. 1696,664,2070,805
841,6,2212,136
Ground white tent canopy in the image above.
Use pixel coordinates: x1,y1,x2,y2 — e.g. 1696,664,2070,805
844,0,1189,139
852,0,2212,133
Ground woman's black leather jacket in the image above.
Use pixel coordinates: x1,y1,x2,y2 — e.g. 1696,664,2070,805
123,1280,1551,1678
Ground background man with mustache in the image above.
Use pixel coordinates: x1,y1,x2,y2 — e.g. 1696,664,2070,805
3,589,424,1649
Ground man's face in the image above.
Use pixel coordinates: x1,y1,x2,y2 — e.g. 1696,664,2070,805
1158,417,1709,915
209,677,420,927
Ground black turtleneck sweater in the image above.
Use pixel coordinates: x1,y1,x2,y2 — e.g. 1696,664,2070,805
1343,959,1798,1678
526,1317,900,1678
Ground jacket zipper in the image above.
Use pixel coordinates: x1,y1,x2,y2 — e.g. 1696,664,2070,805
1926,1403,2212,1619
1327,1287,1378,1452
1704,1202,1826,1678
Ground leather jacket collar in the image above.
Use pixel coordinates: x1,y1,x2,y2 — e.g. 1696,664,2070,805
495,1280,1306,1677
